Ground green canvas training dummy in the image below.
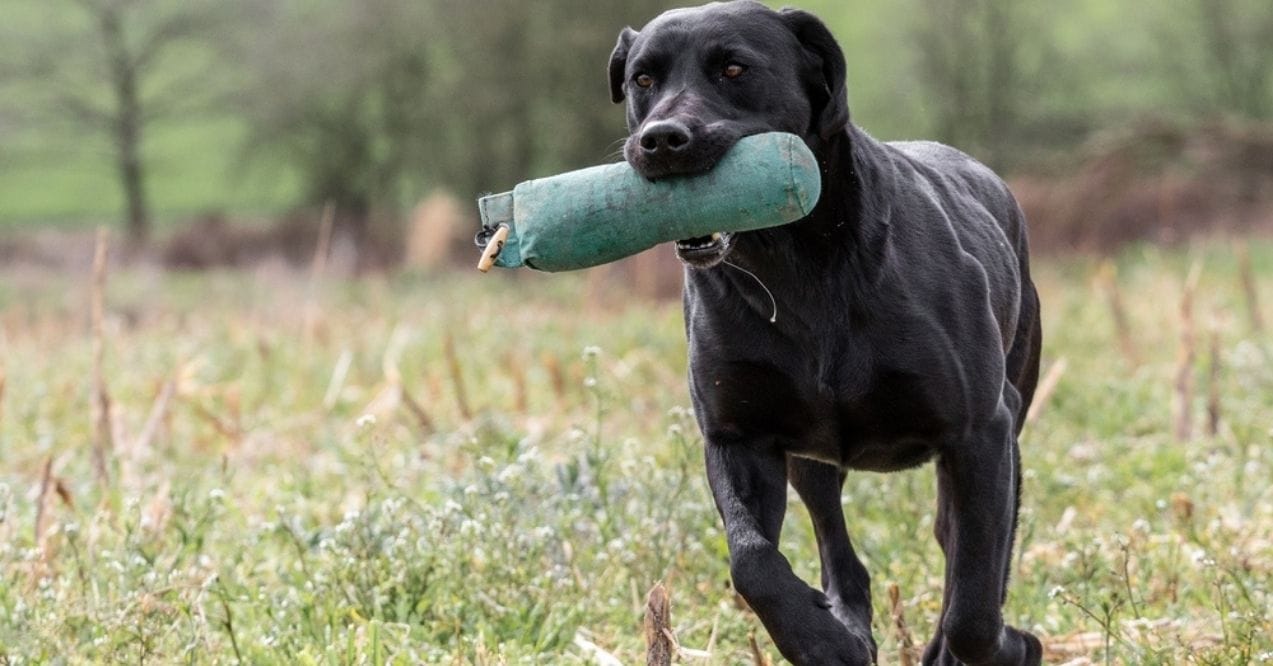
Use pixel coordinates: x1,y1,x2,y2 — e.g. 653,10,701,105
475,132,821,272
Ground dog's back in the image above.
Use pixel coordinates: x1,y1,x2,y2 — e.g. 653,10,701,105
888,139,1042,425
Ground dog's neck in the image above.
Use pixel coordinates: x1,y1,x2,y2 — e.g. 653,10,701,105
807,125,893,261
692,124,894,324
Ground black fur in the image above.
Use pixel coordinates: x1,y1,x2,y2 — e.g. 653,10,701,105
609,3,1043,664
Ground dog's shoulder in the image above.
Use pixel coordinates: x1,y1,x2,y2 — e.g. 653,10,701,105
882,139,1027,253
886,141,1010,202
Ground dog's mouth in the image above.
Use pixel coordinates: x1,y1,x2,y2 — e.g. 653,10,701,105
675,232,733,268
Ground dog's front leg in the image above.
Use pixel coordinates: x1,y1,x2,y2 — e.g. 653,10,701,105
788,457,878,660
706,439,875,665
923,404,1043,666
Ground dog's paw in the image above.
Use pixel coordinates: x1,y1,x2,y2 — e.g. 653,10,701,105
921,624,1041,666
775,592,877,665
826,600,878,660
1019,628,1043,666
785,633,875,666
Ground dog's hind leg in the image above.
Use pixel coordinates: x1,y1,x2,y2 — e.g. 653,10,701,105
788,456,878,660
706,439,875,665
921,403,1043,666
1005,282,1043,433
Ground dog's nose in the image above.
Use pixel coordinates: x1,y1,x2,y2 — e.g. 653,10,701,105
639,120,692,155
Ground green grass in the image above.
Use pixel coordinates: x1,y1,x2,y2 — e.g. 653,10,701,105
0,115,301,229
0,241,1271,663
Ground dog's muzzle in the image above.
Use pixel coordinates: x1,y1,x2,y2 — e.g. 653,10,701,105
675,231,734,269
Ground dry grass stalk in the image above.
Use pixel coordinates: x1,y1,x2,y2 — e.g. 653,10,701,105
1173,261,1202,442
32,458,73,581
34,457,55,554
543,352,567,407
1235,241,1264,332
188,400,244,443
360,384,400,422
505,351,529,413
399,383,435,436
1170,491,1195,523
380,327,433,434
888,582,917,666
304,203,335,342
747,630,773,666
90,227,114,491
644,583,675,666
323,349,353,410
54,477,73,508
134,376,176,453
1206,323,1222,438
443,331,473,420
571,631,622,666
143,480,173,534
1025,357,1068,424
1097,261,1138,367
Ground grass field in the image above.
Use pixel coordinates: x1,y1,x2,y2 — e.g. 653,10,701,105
1,240,1271,664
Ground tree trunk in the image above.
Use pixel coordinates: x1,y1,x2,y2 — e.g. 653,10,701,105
119,117,148,248
100,3,150,248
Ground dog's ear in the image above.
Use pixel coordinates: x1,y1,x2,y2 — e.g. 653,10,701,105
780,8,849,139
608,27,638,104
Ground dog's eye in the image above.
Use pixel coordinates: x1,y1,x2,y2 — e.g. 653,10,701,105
723,64,746,79
634,73,654,89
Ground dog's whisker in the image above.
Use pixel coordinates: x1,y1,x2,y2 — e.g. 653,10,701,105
602,137,629,162
724,260,778,324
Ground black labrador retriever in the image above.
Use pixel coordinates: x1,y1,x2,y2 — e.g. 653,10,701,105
608,2,1043,664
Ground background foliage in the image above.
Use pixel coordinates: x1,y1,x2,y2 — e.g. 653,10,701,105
1,0,1271,233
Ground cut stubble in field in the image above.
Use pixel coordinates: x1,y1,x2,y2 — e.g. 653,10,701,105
0,239,1269,663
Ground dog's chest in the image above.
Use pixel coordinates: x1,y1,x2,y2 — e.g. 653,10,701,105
695,355,952,471
830,368,950,471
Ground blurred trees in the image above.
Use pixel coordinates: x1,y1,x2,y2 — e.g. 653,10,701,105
5,0,1273,234
1189,0,1273,119
421,0,680,196
238,0,437,248
240,0,679,247
909,0,1048,169
905,0,1273,168
7,0,233,247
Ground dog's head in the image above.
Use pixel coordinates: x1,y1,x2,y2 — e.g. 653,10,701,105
609,1,848,267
